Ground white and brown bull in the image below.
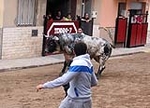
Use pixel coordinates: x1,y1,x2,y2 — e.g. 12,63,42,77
47,33,113,79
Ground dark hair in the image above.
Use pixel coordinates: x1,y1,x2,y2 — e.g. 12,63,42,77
74,42,87,56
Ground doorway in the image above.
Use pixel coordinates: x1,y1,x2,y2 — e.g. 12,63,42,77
115,2,148,48
42,0,77,56
46,0,77,20
81,0,92,17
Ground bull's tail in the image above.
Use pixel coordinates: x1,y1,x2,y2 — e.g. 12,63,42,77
102,27,116,49
110,43,115,48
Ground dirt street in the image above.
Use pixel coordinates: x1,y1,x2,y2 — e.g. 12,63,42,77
0,52,150,108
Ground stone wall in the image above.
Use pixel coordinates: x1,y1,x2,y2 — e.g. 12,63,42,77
2,26,43,59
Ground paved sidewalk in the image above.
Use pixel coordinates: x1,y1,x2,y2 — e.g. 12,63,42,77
0,45,150,72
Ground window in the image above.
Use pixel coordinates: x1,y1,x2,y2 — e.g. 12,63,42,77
118,3,126,17
81,0,92,17
17,0,37,26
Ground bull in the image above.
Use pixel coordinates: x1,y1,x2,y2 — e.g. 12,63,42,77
47,33,113,78
46,33,113,96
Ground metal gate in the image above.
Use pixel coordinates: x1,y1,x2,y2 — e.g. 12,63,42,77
115,9,148,48
126,10,148,47
114,17,127,47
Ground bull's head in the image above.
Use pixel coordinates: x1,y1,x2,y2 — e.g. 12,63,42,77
45,35,61,53
45,33,79,55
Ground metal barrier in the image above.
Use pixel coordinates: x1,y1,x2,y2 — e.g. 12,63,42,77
114,10,148,48
127,12,148,47
114,17,127,47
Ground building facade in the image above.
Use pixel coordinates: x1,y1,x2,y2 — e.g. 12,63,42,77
0,0,150,59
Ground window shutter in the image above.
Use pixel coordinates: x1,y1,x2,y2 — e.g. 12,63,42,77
17,0,36,26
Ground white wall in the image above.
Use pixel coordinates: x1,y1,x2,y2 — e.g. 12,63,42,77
2,27,43,59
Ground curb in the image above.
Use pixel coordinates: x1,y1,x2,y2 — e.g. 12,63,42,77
0,51,146,72
111,51,145,58
0,61,64,72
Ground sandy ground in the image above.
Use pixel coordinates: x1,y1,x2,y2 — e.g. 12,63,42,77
0,52,150,108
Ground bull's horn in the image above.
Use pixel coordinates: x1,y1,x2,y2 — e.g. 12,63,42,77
43,34,49,37
53,36,59,41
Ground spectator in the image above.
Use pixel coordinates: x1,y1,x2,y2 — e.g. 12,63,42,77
43,12,53,36
46,12,53,21
62,13,72,21
55,11,63,20
81,13,91,23
36,42,98,108
77,27,84,35
80,13,93,35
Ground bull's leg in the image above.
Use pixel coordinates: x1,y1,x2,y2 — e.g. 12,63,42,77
62,60,72,97
60,53,73,97
94,56,106,79
59,61,67,76
63,83,70,97
97,64,105,79
96,44,112,79
59,61,70,97
59,53,74,75
60,60,72,97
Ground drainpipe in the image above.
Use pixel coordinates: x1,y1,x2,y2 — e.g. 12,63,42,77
0,28,2,59
146,0,150,45
81,0,85,17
